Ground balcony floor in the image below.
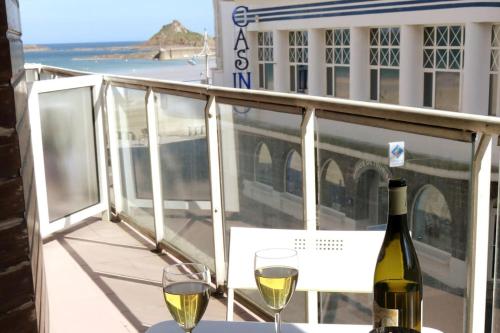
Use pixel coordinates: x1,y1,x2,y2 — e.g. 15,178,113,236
43,217,249,333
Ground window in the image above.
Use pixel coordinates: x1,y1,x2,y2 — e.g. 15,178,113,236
423,25,464,111
285,150,302,197
369,27,400,104
413,185,452,253
289,31,308,94
326,29,350,98
257,32,274,90
489,25,500,116
255,143,273,187
320,160,345,212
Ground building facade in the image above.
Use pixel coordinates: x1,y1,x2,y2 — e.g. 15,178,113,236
214,0,500,115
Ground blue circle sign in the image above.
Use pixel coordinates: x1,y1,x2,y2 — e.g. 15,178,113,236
232,6,249,27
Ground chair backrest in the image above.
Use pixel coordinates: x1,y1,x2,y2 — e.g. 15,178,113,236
226,227,385,321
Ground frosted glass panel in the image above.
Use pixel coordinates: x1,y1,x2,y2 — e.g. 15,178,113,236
218,104,306,323
316,117,473,333
39,87,99,222
155,93,214,270
111,87,155,235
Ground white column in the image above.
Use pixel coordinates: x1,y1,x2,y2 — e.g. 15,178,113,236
350,27,370,101
307,29,325,96
399,25,423,107
462,23,492,115
274,29,289,93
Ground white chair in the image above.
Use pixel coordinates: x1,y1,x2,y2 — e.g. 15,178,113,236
226,227,385,323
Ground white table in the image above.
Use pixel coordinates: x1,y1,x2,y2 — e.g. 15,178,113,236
145,320,443,333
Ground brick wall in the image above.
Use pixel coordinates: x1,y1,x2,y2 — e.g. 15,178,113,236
0,0,47,332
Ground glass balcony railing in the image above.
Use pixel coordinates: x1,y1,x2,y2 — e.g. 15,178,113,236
25,64,500,333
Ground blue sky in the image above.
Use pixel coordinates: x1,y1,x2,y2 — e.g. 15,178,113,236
20,0,215,44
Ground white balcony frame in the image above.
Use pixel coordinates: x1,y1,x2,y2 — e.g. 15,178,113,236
301,107,319,323
28,74,109,238
205,96,227,289
30,64,500,332
146,89,165,247
467,133,492,333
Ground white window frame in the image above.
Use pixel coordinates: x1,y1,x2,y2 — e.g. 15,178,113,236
423,25,465,111
257,31,275,90
28,75,109,238
288,30,309,94
369,27,400,103
325,28,350,98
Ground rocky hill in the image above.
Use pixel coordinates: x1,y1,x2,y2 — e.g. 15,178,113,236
144,20,214,47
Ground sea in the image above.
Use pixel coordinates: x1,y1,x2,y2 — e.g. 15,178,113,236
25,41,215,82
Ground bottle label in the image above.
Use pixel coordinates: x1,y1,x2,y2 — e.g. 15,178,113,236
389,186,407,215
373,301,399,328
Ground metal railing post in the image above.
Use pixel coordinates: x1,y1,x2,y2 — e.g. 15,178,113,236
467,133,492,333
146,88,165,250
301,107,319,323
104,84,124,215
302,107,317,231
205,95,226,291
94,79,111,223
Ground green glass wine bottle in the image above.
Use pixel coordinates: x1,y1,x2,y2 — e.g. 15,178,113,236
373,179,423,332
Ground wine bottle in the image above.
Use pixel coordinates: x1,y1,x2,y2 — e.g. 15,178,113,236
373,178,423,332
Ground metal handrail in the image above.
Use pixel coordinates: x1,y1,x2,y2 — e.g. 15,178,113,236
29,64,500,141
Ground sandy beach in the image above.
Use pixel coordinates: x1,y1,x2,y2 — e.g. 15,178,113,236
111,57,216,81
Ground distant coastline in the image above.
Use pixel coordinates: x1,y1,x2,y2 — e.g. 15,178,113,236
77,46,215,61
25,20,215,61
24,44,51,52
24,43,214,61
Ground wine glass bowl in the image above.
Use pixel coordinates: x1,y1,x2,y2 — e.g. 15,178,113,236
254,248,299,333
162,263,211,333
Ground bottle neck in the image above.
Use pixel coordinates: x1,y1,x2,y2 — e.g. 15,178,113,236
387,213,410,234
387,185,410,235
388,186,407,216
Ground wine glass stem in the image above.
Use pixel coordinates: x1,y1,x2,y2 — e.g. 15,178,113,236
274,312,281,333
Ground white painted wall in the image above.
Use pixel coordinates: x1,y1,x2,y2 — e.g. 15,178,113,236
274,29,289,92
462,22,492,115
350,27,369,101
212,1,237,87
400,25,423,107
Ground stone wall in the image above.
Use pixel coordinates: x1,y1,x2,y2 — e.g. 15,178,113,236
0,0,47,331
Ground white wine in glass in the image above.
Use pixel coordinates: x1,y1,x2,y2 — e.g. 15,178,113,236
163,263,211,333
254,248,299,333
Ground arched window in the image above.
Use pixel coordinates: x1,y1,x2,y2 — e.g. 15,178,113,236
354,168,388,228
413,185,452,253
255,143,273,187
320,160,345,211
285,150,302,197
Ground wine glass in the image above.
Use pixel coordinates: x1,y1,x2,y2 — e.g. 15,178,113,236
254,248,299,333
162,263,211,333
